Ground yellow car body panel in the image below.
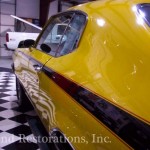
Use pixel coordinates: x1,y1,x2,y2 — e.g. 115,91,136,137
13,0,150,149
38,70,131,150
69,0,150,124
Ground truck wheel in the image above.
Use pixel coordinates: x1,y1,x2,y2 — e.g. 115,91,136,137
16,77,32,111
18,41,24,48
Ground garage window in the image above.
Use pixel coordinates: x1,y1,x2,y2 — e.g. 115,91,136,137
36,11,87,57
137,3,150,27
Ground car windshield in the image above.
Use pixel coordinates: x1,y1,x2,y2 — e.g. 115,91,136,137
137,3,150,26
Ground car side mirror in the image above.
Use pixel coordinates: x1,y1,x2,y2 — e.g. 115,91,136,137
23,39,35,48
40,43,51,53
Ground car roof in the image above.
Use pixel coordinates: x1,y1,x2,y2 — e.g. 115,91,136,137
72,0,150,12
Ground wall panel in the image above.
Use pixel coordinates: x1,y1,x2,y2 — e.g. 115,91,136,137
0,3,15,15
16,0,40,19
0,1,16,58
1,15,14,25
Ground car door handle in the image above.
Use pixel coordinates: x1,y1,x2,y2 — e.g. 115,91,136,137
33,64,42,72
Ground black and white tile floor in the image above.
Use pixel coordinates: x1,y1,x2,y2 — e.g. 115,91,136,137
0,69,40,150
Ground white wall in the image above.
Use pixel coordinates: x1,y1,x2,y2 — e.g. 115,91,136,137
48,0,73,19
48,0,58,18
61,2,72,11
0,0,15,58
16,0,40,19
1,3,15,15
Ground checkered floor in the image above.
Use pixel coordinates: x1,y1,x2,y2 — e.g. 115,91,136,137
0,70,40,150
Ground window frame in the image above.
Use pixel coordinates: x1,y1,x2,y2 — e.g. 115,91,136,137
34,10,88,57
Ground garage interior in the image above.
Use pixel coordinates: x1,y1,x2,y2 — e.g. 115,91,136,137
0,0,92,149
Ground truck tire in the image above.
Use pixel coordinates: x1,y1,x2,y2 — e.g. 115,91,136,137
18,40,25,48
16,77,32,111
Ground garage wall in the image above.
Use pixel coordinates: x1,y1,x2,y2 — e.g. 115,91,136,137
15,0,40,35
16,0,39,19
61,1,73,11
0,0,40,58
48,0,58,18
0,0,16,58
48,0,72,19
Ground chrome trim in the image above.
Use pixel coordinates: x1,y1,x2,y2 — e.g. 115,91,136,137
49,128,75,150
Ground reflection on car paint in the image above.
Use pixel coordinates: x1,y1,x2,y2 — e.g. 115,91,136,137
43,66,150,150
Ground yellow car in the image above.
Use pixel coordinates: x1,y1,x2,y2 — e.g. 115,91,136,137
12,0,150,149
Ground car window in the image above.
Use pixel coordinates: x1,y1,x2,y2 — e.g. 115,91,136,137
36,11,86,57
36,13,74,57
137,3,150,27
57,13,86,57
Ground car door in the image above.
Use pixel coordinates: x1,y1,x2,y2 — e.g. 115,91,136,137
34,11,89,146
13,48,31,87
24,47,52,106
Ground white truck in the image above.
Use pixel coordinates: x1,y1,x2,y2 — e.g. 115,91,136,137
5,15,42,50
5,32,39,50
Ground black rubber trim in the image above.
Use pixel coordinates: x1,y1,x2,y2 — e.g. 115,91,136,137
11,63,15,73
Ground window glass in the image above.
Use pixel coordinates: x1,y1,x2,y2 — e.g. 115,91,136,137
137,4,150,26
36,12,86,57
36,14,73,56
57,25,66,35
57,13,86,57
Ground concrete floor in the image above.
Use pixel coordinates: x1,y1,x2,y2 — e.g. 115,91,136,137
0,58,13,69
